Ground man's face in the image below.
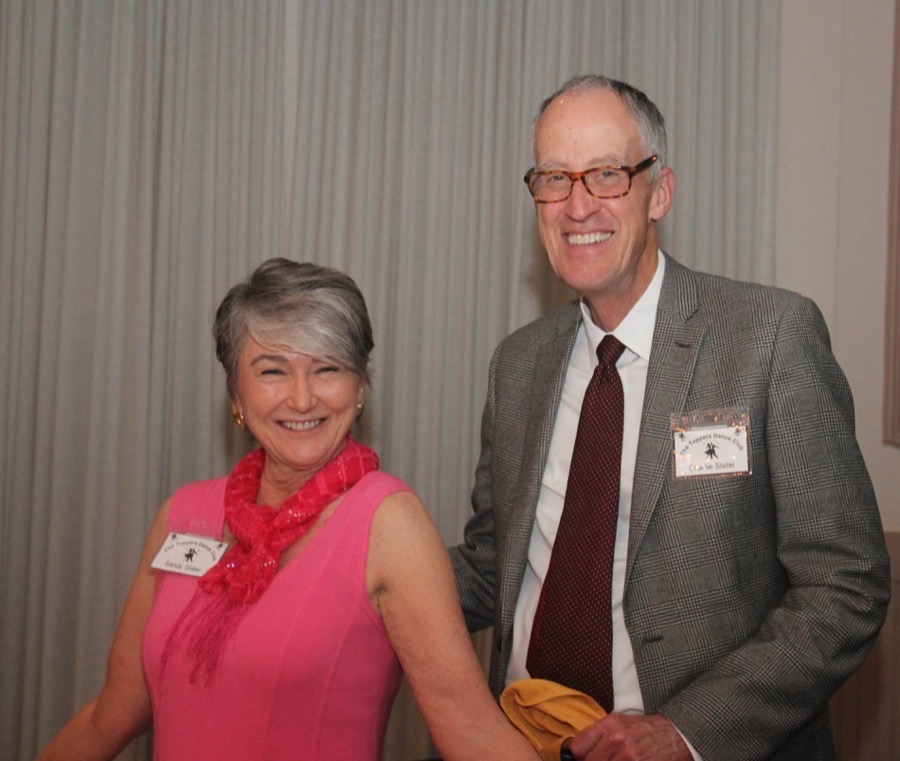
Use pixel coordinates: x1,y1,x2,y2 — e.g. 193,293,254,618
532,88,673,329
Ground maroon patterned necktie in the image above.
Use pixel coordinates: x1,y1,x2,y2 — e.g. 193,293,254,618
526,334,625,713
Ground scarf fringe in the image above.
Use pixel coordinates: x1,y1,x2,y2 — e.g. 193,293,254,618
161,587,249,687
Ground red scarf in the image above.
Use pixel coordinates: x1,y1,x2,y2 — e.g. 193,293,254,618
163,436,379,684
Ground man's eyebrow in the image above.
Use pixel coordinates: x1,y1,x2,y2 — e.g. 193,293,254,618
535,156,627,171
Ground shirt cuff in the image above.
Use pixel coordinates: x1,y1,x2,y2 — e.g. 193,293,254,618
674,726,703,761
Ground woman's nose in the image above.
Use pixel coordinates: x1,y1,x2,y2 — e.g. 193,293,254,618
286,375,316,411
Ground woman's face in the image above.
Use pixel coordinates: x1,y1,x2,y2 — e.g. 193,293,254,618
232,336,364,492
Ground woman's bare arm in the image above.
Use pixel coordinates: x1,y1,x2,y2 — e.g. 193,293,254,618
37,499,172,761
368,490,538,761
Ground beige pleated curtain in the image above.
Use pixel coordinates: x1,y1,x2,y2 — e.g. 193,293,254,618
0,2,779,759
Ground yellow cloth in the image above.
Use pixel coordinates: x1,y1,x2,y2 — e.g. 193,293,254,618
500,678,607,761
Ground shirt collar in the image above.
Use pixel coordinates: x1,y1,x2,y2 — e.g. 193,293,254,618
578,249,665,363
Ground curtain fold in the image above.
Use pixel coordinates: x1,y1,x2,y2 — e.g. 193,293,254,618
0,2,779,759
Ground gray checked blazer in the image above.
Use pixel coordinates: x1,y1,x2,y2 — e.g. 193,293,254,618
451,254,890,760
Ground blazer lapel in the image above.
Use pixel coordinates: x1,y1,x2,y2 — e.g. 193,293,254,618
498,306,579,629
626,257,706,577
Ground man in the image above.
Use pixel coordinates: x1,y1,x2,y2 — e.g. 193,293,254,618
451,75,890,760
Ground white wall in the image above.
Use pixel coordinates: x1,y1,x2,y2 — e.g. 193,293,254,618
777,0,900,531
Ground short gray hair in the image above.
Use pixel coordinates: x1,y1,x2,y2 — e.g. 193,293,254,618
533,75,667,179
214,258,373,397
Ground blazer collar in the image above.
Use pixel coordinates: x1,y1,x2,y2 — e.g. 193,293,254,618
626,254,707,574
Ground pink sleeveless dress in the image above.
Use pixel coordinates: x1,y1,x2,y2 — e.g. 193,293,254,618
142,471,407,760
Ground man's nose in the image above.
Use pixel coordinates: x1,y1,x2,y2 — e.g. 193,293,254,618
564,177,601,219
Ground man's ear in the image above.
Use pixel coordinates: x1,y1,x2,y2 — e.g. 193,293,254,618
648,166,675,222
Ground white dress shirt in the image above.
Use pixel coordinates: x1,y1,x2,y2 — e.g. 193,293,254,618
506,251,702,759
506,251,665,713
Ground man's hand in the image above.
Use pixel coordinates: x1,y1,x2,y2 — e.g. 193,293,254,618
567,713,693,761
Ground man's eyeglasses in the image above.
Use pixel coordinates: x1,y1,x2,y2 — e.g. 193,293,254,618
524,155,658,203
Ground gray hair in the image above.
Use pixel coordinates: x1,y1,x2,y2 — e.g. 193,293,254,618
214,258,373,398
533,75,667,179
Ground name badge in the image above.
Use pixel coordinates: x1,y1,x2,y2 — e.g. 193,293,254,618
672,408,751,478
151,532,228,577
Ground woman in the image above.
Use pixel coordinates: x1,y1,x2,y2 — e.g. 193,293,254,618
38,259,538,760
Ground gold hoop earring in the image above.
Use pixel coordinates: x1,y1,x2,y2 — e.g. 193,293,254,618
356,400,365,416
232,408,245,428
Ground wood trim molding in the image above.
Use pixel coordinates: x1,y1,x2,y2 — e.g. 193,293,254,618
885,0,900,446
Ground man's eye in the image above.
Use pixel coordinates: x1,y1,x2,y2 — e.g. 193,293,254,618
260,368,284,376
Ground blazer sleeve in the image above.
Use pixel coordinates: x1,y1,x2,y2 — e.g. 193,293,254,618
653,293,891,759
450,344,501,633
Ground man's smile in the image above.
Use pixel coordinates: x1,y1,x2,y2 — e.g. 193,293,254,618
566,231,613,246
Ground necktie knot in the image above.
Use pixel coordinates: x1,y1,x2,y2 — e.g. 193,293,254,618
597,335,625,370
